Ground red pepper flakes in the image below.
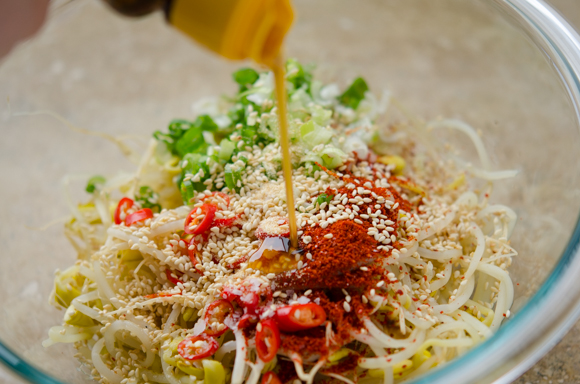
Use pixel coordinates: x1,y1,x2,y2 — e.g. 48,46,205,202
277,220,387,290
274,359,298,384
280,327,328,358
320,293,370,347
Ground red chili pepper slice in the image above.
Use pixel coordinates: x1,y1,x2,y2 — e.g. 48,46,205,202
274,303,326,332
214,213,241,228
165,269,183,285
239,292,259,314
201,192,231,207
204,299,234,336
184,204,217,235
220,287,239,302
188,237,202,269
261,372,282,384
255,319,280,362
177,334,219,361
114,197,134,225
125,208,153,226
237,313,259,329
220,287,261,313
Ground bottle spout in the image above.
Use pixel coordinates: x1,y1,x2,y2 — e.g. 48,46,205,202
168,0,293,65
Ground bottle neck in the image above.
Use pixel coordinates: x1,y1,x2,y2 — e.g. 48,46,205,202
163,0,172,21
102,0,166,17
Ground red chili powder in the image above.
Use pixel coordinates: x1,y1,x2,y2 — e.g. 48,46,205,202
277,220,387,290
275,358,298,383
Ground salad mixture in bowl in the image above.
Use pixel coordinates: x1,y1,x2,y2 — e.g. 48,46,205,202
45,60,518,384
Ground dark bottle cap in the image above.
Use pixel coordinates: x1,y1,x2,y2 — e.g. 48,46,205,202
101,0,169,17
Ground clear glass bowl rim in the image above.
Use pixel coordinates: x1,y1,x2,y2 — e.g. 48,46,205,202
2,0,580,383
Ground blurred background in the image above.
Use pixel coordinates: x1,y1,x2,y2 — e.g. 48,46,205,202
0,0,579,383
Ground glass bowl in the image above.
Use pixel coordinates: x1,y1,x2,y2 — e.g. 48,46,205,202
1,0,580,383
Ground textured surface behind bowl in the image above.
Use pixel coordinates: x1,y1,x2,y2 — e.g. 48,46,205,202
1,0,580,383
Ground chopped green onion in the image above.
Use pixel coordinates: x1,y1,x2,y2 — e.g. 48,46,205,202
224,164,242,192
286,58,313,93
227,104,246,126
179,153,210,203
316,193,334,206
194,115,219,132
233,68,259,90
168,119,192,137
85,175,106,193
156,116,218,157
299,120,333,148
339,77,369,109
218,139,236,161
240,126,257,145
302,162,322,177
135,186,161,213
175,126,206,157
310,105,332,126
321,146,347,169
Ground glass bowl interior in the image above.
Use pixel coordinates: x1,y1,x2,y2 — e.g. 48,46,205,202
1,0,580,383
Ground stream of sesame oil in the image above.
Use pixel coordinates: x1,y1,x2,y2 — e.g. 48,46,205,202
245,57,301,274
271,57,298,249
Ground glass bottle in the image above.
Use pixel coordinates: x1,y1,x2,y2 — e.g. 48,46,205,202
101,0,293,65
